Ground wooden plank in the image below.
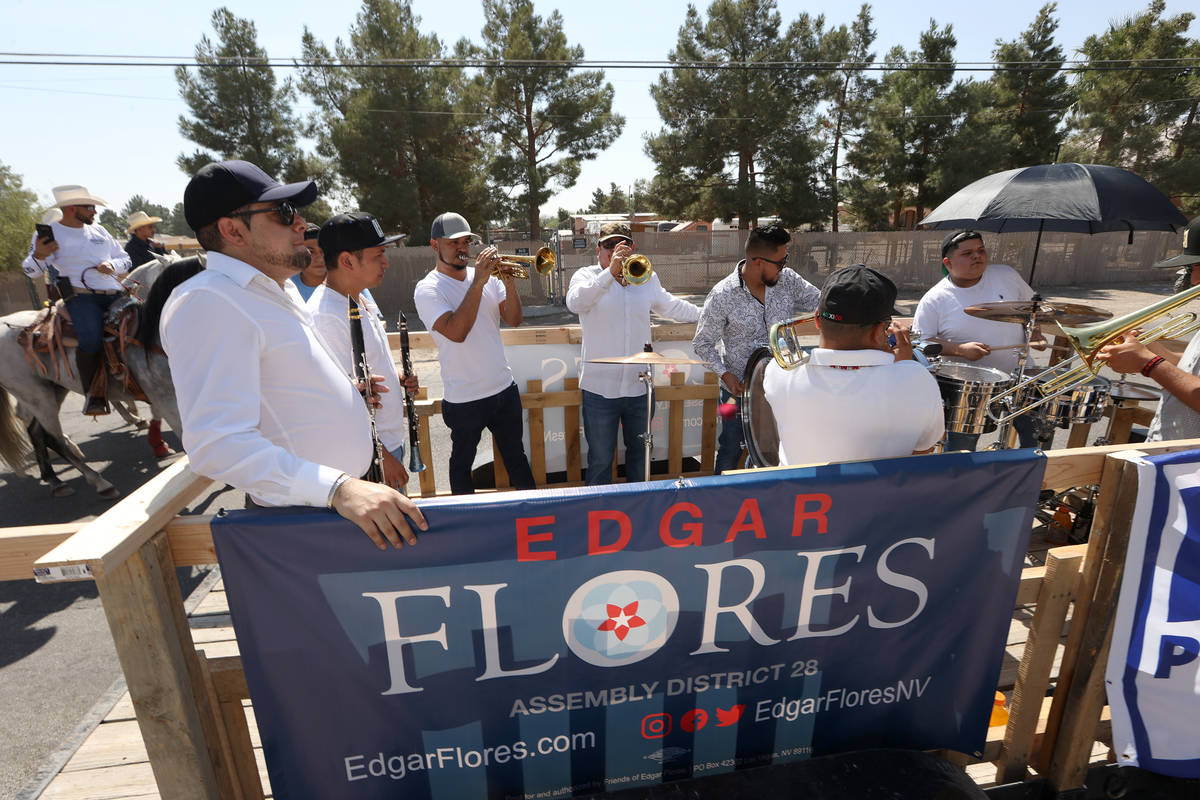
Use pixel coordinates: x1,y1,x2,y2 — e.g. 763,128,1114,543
996,545,1085,783
92,532,222,799
0,522,81,581
196,651,246,800
35,458,213,578
1039,437,1200,490
414,387,437,497
668,372,685,474
61,719,147,771
492,437,510,489
209,655,250,701
700,372,718,474
40,761,160,799
216,695,265,799
1066,422,1092,450
166,516,217,567
1048,453,1140,790
564,377,582,483
527,379,547,485
1108,405,1137,445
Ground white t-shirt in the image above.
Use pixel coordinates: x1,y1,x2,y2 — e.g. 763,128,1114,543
413,267,514,403
762,348,945,466
22,222,131,291
913,264,1034,373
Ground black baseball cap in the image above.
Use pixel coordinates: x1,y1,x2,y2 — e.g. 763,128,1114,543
303,222,321,240
183,160,318,231
941,229,982,259
1154,216,1200,268
318,212,405,262
817,264,900,325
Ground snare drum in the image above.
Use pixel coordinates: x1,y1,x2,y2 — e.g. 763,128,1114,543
934,363,1014,435
740,347,782,467
1033,370,1111,428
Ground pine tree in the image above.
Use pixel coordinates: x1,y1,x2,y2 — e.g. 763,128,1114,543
821,4,877,231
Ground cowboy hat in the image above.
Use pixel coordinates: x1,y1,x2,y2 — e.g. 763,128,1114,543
41,208,63,225
51,184,108,208
125,210,163,233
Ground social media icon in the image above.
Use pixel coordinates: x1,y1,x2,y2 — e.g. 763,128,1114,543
641,713,671,739
715,704,745,727
680,709,708,733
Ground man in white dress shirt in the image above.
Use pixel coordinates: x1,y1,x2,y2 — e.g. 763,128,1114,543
566,222,701,484
160,160,426,550
23,185,132,415
308,211,412,491
413,212,536,495
763,265,944,466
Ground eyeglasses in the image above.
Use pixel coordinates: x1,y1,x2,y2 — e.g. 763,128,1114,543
600,238,632,250
755,253,789,268
234,202,298,227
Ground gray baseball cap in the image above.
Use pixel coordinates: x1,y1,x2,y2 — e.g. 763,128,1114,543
430,212,478,241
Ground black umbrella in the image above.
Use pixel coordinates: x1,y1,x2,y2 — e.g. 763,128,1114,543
920,162,1187,284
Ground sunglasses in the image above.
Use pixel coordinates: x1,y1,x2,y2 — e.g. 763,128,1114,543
600,238,632,250
235,202,298,227
755,253,789,268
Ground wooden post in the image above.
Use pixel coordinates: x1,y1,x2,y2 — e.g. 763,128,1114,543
1066,422,1092,449
564,377,582,483
700,372,718,474
415,389,436,497
668,372,685,475
93,532,226,799
995,544,1086,783
527,379,547,485
1047,455,1140,790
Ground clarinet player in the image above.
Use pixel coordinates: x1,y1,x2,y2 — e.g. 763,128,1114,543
308,212,416,492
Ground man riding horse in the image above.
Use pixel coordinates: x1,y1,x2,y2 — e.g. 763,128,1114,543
22,184,132,416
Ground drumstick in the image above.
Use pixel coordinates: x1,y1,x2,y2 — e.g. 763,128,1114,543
988,343,1047,351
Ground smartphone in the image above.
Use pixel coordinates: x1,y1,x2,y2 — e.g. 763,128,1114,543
35,224,54,243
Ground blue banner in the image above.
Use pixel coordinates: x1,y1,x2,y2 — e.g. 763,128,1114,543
1109,449,1200,778
212,449,1044,799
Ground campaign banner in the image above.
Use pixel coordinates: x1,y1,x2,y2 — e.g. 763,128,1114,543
505,340,708,473
1107,449,1200,778
212,449,1044,800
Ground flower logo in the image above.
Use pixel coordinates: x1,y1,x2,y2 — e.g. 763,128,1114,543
563,570,679,667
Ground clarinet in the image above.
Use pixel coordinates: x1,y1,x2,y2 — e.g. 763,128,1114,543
398,312,426,474
348,295,385,483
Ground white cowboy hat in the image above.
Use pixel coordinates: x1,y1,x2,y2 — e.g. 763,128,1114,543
51,184,108,208
41,208,63,225
125,210,163,233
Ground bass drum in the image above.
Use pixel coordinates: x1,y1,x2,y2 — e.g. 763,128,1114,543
741,346,782,468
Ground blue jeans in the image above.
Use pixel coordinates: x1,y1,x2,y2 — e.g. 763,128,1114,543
64,292,116,354
441,383,535,495
944,412,1037,451
582,389,651,485
715,388,744,474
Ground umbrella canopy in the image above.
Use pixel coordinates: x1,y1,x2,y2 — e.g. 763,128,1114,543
921,163,1186,234
922,163,1186,285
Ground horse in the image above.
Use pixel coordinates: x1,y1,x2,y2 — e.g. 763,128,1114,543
0,256,201,496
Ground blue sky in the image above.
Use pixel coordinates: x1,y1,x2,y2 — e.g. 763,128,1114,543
0,0,1193,223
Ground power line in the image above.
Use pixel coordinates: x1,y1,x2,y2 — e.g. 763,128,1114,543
0,52,1198,73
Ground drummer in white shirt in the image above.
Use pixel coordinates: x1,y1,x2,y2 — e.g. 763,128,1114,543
566,222,701,484
913,230,1044,450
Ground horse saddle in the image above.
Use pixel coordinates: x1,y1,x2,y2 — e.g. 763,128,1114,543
16,297,148,403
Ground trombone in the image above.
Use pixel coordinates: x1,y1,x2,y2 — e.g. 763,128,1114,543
490,246,556,279
986,281,1200,424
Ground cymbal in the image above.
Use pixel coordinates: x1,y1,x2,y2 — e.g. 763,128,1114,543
1108,382,1160,402
587,351,709,366
963,300,1113,327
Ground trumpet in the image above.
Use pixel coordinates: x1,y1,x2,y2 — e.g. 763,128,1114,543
490,246,556,279
767,315,816,370
621,254,653,285
986,281,1200,424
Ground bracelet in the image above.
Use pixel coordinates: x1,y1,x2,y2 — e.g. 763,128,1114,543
327,472,351,508
1141,356,1165,377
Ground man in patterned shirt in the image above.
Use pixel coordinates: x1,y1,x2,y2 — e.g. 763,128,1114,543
693,224,820,473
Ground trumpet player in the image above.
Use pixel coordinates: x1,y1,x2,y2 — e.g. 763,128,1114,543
414,212,535,495
567,222,701,485
308,212,414,492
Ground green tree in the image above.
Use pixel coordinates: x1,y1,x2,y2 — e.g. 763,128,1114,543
845,21,965,227
175,8,305,181
166,202,193,236
586,183,630,214
98,209,125,238
299,0,493,244
467,0,624,248
646,0,828,229
1063,0,1199,212
819,4,877,231
0,162,38,272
